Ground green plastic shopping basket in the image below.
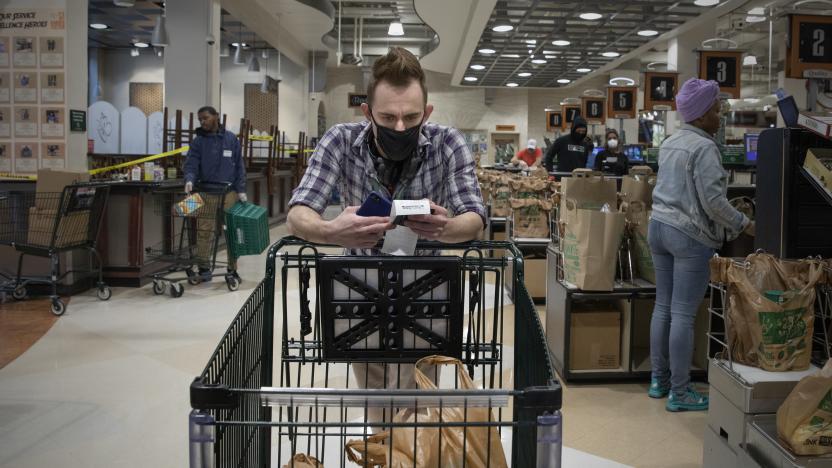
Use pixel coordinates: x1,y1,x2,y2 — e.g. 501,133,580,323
225,202,269,257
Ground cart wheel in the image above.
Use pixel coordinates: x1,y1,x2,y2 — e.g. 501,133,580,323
170,282,184,298
12,285,27,300
225,275,240,292
97,287,112,301
186,269,200,285
51,299,66,316
152,280,166,295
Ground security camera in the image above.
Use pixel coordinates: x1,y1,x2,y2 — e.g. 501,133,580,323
206,35,216,46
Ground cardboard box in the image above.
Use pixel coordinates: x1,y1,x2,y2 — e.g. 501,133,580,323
35,169,90,210
804,148,832,195
569,309,621,370
27,207,89,247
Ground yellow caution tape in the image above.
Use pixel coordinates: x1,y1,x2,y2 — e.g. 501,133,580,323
0,172,37,180
88,146,190,175
248,135,274,141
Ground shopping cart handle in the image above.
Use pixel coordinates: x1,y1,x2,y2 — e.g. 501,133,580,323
515,385,563,412
190,377,239,410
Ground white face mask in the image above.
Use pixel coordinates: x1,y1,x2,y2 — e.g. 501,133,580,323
607,138,619,149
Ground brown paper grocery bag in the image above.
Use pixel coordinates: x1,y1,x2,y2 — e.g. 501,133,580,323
560,199,625,291
560,170,617,212
509,177,550,199
283,453,326,468
490,175,512,217
724,254,824,371
510,198,553,238
620,167,656,207
624,201,655,284
777,360,832,456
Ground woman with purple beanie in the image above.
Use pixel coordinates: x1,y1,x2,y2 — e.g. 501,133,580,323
647,78,755,412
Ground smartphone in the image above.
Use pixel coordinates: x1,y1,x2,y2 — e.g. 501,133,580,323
356,191,392,217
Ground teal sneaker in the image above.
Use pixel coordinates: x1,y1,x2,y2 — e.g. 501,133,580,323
648,378,670,399
666,386,709,412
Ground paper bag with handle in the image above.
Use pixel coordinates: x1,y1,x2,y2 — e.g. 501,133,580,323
620,166,656,207
560,169,617,213
777,360,832,456
723,254,823,371
510,198,553,238
490,175,512,217
282,453,325,468
624,201,655,284
344,355,508,468
559,198,625,291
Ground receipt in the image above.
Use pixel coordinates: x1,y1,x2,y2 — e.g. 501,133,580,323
381,199,431,256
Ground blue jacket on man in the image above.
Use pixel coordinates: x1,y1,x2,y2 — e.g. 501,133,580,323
183,126,246,193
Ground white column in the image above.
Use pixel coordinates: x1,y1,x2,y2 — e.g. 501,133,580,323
164,0,221,113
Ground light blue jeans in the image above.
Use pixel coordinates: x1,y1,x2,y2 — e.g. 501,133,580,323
648,219,714,394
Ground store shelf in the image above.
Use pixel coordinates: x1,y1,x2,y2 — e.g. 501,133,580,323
800,166,832,208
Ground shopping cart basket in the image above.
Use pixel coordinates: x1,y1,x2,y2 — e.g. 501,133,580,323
144,182,237,297
189,237,563,468
0,183,111,315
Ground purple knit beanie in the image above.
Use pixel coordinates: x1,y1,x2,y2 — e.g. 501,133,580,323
676,78,720,123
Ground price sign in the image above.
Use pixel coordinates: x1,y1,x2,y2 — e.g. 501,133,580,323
546,110,563,131
644,72,678,111
699,51,741,98
607,87,637,119
787,15,832,79
581,98,605,123
563,106,581,125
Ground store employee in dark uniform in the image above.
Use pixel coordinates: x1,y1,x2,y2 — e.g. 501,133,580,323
183,105,247,282
594,128,629,176
544,115,594,172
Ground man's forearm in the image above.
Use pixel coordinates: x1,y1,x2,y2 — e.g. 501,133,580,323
287,205,330,244
439,212,484,244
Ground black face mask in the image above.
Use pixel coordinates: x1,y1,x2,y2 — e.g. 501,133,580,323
371,113,422,162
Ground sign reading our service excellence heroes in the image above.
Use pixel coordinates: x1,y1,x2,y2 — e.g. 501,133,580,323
0,7,67,173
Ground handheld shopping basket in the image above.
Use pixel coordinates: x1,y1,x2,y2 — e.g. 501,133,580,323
189,237,563,468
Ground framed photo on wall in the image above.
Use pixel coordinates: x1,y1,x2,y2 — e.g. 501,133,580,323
607,87,637,119
699,51,741,98
787,15,832,79
644,72,678,111
581,98,605,124
563,106,581,125
546,110,563,132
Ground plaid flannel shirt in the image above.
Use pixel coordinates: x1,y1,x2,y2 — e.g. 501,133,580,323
290,121,486,227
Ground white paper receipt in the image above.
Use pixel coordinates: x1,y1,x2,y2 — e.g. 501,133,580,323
381,199,431,256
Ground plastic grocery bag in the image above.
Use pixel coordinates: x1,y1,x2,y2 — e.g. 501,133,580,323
722,253,824,371
777,360,832,456
344,356,508,468
282,453,325,468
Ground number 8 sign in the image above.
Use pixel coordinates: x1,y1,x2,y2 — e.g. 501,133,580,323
788,15,832,79
699,51,741,98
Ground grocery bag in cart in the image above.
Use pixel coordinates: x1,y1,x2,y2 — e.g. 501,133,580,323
282,453,325,468
777,360,832,456
345,355,509,468
225,201,269,257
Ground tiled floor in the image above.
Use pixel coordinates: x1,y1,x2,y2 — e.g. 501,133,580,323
0,220,707,467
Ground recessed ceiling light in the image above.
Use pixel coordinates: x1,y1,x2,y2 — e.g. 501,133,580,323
492,24,513,32
542,50,556,55
552,40,570,46
694,0,719,5
557,78,571,84
506,83,519,87
479,48,496,54
388,21,404,36
601,51,620,57
525,39,537,44
518,72,532,77
748,7,765,15
746,15,765,23
470,64,486,70
545,55,555,59
231,42,248,48
133,41,149,48
579,12,603,20
637,30,659,37
464,76,478,82
502,54,520,58
90,23,109,30
531,59,547,64
577,68,591,73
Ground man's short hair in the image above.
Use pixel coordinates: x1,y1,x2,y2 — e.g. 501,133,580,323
197,106,218,116
366,47,427,107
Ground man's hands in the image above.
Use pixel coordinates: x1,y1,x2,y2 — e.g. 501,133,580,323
403,202,449,241
238,192,248,203
325,206,394,249
185,181,193,193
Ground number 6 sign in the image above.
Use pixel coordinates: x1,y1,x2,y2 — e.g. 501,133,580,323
788,15,832,79
699,51,741,98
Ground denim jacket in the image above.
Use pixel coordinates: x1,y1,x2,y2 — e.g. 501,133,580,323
651,124,749,249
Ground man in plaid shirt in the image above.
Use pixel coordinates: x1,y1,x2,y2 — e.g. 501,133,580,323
287,47,485,249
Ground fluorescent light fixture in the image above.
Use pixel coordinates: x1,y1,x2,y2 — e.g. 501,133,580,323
506,83,519,87
388,21,404,36
577,68,591,73
531,59,547,64
464,76,478,82
151,15,169,47
502,54,520,58
231,42,248,48
492,24,513,32
133,41,149,48
748,7,765,14
130,48,139,57
579,12,603,20
601,51,620,57
552,40,570,46
90,23,109,30
746,15,765,23
479,48,496,54
518,72,532,77
609,76,635,86
525,39,537,44
470,64,486,70
694,0,719,5
542,50,556,55
637,30,659,37
545,55,555,59
743,55,757,66
557,78,571,84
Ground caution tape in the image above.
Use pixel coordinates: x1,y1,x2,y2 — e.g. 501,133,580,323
0,172,37,180
248,135,274,141
88,146,189,175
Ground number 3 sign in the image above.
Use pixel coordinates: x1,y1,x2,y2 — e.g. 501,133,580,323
699,51,741,99
788,15,832,79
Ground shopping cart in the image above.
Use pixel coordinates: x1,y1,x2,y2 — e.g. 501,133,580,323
144,183,237,297
189,237,562,468
0,183,111,315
